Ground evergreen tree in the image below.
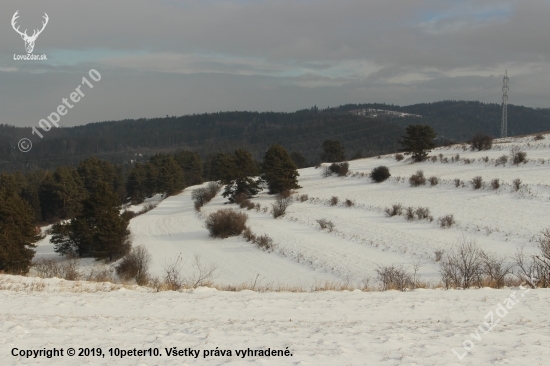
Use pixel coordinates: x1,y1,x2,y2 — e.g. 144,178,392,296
126,162,147,204
39,167,86,221
399,125,437,162
52,182,131,261
205,153,235,182
320,140,345,162
222,149,262,202
290,151,308,168
174,150,203,186
261,144,300,194
0,188,38,274
150,154,185,195
77,157,118,194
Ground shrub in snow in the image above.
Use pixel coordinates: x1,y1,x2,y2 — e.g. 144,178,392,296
329,196,339,206
415,207,431,220
344,199,354,207
328,162,349,177
438,214,455,229
370,166,391,183
205,209,248,238
469,133,493,151
534,133,545,141
471,176,483,190
428,176,439,186
490,178,500,190
512,178,522,192
409,170,426,187
395,153,404,161
384,204,403,217
272,194,292,218
511,147,527,165
375,264,413,291
405,206,415,221
495,155,508,166
317,219,335,232
116,245,152,285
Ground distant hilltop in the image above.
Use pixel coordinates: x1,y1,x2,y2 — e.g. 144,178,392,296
350,108,422,119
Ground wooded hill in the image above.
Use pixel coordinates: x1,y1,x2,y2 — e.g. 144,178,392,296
1,101,549,172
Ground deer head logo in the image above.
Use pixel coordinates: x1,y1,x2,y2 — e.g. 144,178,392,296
11,11,49,54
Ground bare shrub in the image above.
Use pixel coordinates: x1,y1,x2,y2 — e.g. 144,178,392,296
515,246,549,288
328,162,349,177
254,203,261,212
415,207,431,220
189,255,217,288
481,251,514,288
33,258,62,278
490,178,500,190
329,196,339,206
430,156,437,163
439,238,484,289
370,166,391,183
404,206,415,221
317,219,335,232
512,178,522,191
60,259,82,281
495,155,508,166
409,170,426,187
242,227,256,242
116,245,152,285
471,176,483,190
395,153,404,161
272,194,292,218
434,250,444,262
205,209,248,238
192,188,211,211
86,268,114,283
299,194,309,202
255,235,275,251
438,214,455,229
384,204,403,217
376,264,413,291
206,181,221,197
511,147,527,165
344,199,354,207
470,133,493,151
454,178,461,188
322,166,332,178
428,176,439,186
463,158,472,164
163,255,185,291
534,133,545,141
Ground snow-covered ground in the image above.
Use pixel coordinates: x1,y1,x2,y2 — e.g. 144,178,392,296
33,134,550,287
1,275,549,365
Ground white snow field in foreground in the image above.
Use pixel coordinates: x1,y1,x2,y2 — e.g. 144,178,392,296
1,275,549,365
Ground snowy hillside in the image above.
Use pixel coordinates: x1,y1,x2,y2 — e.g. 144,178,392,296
34,134,550,288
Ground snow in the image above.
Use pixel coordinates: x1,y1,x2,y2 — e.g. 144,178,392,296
11,133,550,364
1,275,549,365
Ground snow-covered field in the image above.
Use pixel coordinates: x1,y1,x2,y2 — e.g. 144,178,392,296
4,133,550,365
1,275,549,365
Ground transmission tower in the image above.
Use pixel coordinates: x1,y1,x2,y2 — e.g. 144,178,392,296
501,70,509,138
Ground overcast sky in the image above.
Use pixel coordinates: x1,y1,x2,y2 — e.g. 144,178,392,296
2,0,550,127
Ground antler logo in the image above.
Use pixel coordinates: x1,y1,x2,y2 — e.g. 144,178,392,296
11,11,49,54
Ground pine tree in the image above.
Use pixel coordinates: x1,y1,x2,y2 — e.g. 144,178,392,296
320,140,346,162
261,144,300,194
150,154,185,195
39,167,87,221
0,188,38,274
222,149,262,202
399,125,437,162
77,157,118,194
126,162,147,204
174,150,204,186
52,183,131,261
290,151,308,168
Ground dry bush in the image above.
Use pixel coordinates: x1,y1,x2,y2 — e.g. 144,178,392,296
239,199,255,210
317,219,335,232
192,188,211,211
511,147,527,165
255,235,275,251
409,170,426,187
495,155,508,166
471,176,483,190
189,255,217,288
242,227,256,242
322,166,332,178
206,181,221,197
404,206,415,221
512,178,522,191
328,162,349,177
463,158,472,164
272,194,292,218
428,176,439,186
163,255,185,291
116,245,152,285
385,203,403,217
434,250,444,262
329,196,339,206
534,133,545,141
431,156,437,163
370,166,391,183
514,229,550,288
415,207,431,220
438,214,455,229
234,193,248,205
86,268,114,283
344,199,354,207
395,153,404,161
454,178,462,188
205,209,248,238
133,203,158,217
33,257,81,281
375,264,414,291
490,178,500,190
470,133,493,151
298,194,309,202
254,203,261,212
439,238,484,289
481,251,514,289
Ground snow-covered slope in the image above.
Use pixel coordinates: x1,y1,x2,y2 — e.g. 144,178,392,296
34,134,550,287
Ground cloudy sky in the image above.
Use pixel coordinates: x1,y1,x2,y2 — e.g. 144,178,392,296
2,0,550,127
